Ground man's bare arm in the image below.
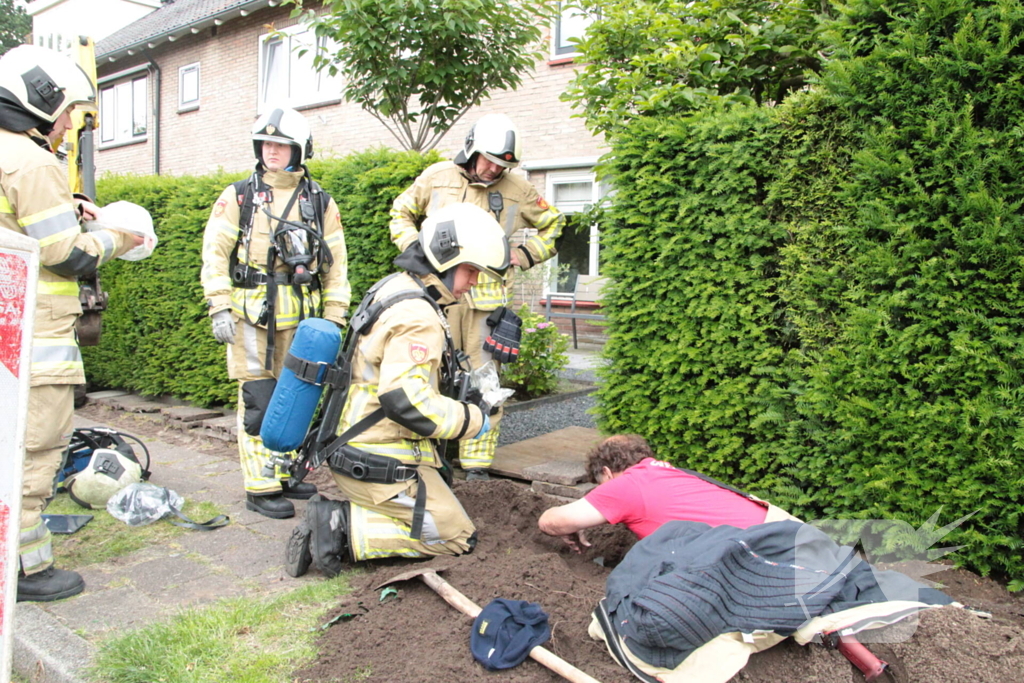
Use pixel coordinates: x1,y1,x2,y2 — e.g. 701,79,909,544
539,498,608,536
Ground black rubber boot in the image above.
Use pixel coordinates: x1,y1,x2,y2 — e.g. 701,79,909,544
307,498,350,578
17,567,85,602
465,469,490,482
245,492,295,519
281,480,318,500
284,520,313,577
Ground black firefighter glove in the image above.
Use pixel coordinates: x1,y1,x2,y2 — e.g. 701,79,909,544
464,387,500,416
483,306,522,364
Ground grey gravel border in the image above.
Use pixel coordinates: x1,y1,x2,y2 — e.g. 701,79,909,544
504,385,596,414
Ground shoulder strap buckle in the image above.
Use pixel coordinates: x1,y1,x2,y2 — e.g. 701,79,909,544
284,352,331,386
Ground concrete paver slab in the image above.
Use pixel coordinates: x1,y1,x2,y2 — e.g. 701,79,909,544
125,555,214,594
200,415,237,442
532,481,596,500
490,426,602,480
85,389,128,401
522,460,588,485
145,571,248,609
44,586,173,637
161,406,224,423
106,395,165,413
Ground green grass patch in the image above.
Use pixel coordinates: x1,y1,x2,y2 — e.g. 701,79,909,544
89,572,357,683
47,493,225,569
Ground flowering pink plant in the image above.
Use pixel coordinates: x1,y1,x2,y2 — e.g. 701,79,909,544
500,304,570,399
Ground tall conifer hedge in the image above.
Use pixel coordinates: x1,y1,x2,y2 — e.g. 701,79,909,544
597,0,1024,580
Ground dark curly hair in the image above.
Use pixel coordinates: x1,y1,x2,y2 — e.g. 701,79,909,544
585,434,654,484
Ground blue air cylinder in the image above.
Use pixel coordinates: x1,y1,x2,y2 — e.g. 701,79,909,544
260,318,342,453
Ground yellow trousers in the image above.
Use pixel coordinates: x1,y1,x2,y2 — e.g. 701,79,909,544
446,302,501,470
20,384,74,574
226,320,298,493
332,466,475,561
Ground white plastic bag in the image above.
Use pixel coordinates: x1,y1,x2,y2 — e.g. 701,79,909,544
85,200,157,261
107,482,184,526
471,361,515,412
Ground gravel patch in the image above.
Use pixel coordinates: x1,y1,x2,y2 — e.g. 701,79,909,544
498,392,598,445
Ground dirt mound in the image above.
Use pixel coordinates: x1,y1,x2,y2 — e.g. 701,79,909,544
293,479,1024,682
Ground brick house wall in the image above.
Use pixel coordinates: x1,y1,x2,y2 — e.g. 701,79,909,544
95,3,608,337
96,6,604,177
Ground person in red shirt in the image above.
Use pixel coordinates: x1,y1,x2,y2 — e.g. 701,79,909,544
538,434,796,552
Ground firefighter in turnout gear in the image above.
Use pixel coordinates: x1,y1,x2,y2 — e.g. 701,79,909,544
0,45,145,602
284,204,509,576
389,114,565,479
201,107,350,519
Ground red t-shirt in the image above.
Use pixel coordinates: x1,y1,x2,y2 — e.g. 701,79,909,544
584,458,768,539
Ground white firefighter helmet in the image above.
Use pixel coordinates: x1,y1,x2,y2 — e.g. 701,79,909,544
454,113,522,169
65,448,143,510
251,106,313,168
0,45,95,133
419,203,510,279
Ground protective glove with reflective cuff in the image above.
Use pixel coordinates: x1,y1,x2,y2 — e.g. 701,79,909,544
483,306,522,364
474,414,491,439
211,310,236,344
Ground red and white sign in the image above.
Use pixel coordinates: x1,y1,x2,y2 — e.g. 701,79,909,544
0,233,38,683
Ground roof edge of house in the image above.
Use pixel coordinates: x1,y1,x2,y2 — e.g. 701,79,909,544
97,0,274,64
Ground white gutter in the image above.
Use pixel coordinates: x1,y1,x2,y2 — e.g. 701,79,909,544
521,156,601,172
98,0,274,63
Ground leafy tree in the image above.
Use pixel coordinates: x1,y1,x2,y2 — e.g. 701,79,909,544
287,0,557,151
563,0,832,136
0,0,31,57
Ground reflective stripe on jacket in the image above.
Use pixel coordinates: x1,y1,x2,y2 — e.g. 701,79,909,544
338,272,484,465
389,161,565,310
0,128,132,386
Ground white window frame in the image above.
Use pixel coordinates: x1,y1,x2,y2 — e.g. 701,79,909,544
551,2,595,58
257,24,343,112
99,76,148,147
545,169,604,294
178,62,200,111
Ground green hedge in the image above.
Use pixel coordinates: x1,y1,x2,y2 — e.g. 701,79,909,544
84,149,439,407
596,107,794,490
597,0,1024,580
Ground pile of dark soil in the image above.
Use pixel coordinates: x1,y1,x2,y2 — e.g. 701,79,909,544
295,480,1024,683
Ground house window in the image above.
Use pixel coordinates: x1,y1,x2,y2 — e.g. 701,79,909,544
552,2,595,57
546,170,607,293
258,25,342,111
99,77,147,145
179,63,200,111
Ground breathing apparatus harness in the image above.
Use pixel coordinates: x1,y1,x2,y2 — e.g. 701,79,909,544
229,167,334,369
283,272,472,539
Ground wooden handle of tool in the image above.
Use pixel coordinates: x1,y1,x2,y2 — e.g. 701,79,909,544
419,572,602,683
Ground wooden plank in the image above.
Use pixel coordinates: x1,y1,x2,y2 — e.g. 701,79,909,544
489,426,603,481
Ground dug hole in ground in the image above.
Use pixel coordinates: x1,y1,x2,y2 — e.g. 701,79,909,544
295,478,1024,683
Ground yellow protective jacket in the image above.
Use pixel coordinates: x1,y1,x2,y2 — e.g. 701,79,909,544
0,128,134,386
389,161,565,310
339,271,485,466
201,168,350,327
